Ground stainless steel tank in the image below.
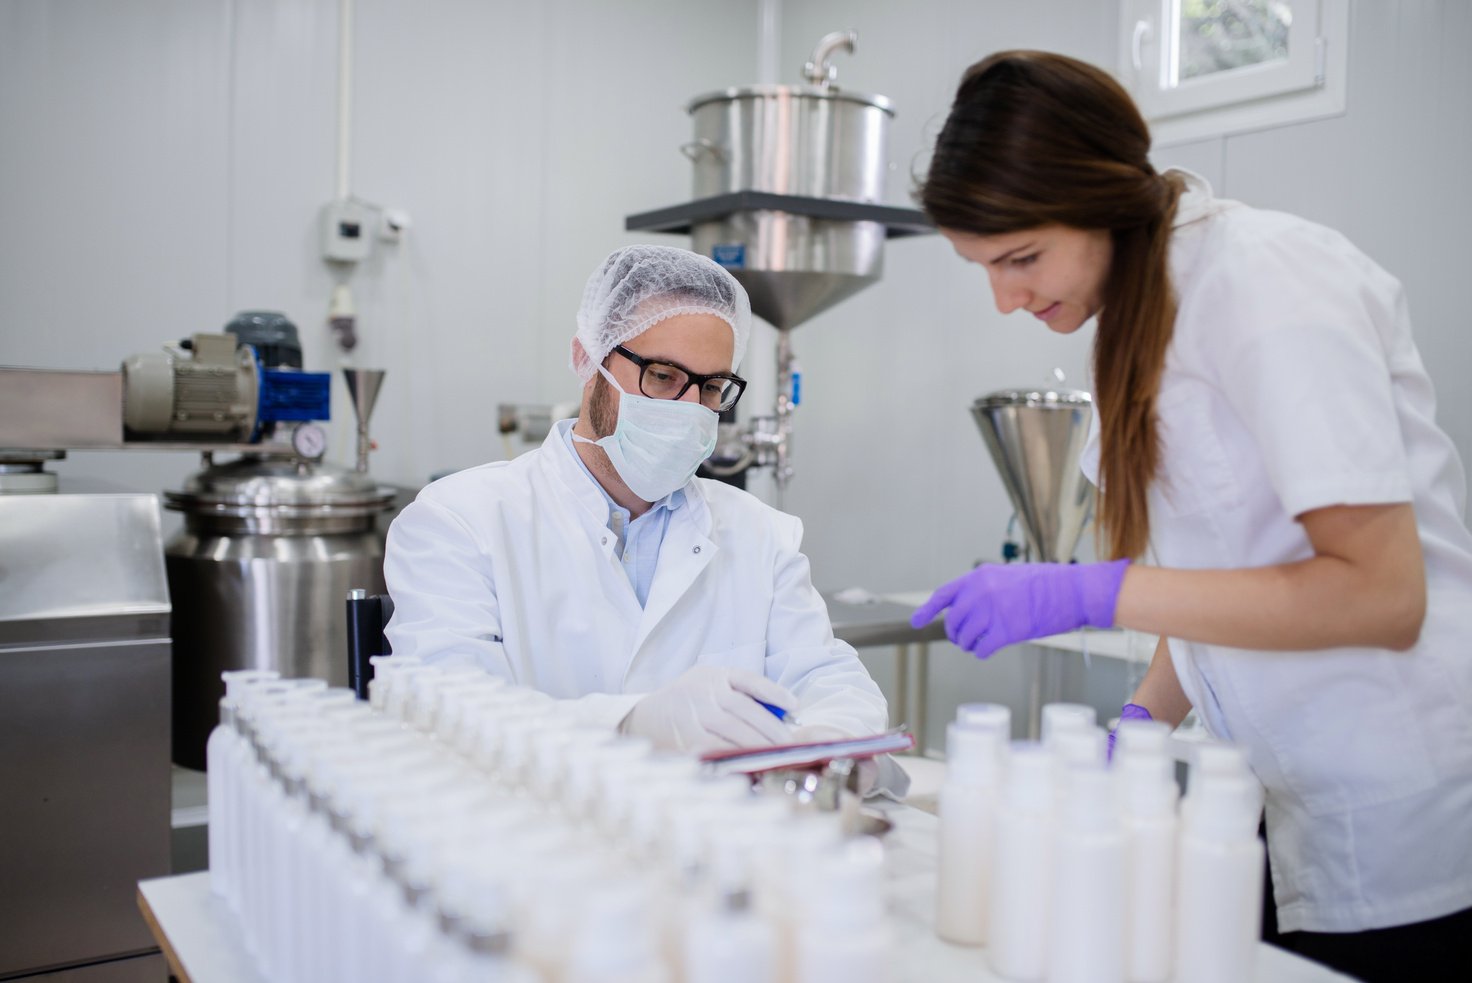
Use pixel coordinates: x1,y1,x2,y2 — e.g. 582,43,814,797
684,62,895,330
164,455,393,768
685,84,892,201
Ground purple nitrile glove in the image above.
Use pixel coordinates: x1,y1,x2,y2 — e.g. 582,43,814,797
1107,702,1153,761
909,559,1131,660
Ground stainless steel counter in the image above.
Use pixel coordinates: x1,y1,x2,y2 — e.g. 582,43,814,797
826,593,946,750
0,494,172,979
826,590,1157,751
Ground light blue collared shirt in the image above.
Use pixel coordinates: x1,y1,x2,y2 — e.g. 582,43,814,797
562,423,684,608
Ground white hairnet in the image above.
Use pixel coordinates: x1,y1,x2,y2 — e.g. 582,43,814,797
571,245,751,382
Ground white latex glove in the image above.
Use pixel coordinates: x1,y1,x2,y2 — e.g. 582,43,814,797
620,666,797,753
789,724,879,797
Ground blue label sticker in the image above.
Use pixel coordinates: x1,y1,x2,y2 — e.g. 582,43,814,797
711,243,746,269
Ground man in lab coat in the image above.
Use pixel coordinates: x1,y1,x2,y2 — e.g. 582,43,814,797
384,245,894,783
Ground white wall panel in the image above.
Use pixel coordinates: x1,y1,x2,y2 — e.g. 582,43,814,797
0,0,759,492
1221,1,1472,495
0,0,233,494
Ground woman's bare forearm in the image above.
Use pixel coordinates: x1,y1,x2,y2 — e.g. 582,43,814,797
1130,635,1192,728
1112,503,1426,652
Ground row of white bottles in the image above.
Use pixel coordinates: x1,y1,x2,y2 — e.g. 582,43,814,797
935,701,1263,983
205,662,895,983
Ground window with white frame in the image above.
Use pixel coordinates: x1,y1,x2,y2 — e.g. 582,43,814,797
1118,0,1349,145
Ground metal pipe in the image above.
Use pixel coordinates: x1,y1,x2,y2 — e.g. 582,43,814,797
803,29,858,87
774,332,795,490
756,0,781,83
336,0,353,199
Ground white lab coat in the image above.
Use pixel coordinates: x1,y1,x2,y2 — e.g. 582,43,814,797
1084,171,1472,932
384,420,890,743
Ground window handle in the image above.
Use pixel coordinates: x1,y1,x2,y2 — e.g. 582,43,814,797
1131,19,1153,72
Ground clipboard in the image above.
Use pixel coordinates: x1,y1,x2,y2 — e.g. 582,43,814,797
699,727,915,776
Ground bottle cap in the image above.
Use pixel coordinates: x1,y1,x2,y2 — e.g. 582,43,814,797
1041,703,1097,746
1189,742,1249,784
1182,771,1261,841
220,669,279,699
955,702,1011,736
1053,726,1106,769
1114,718,1172,758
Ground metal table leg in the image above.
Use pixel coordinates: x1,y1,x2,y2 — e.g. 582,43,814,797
914,642,930,755
1026,645,1044,740
894,643,910,731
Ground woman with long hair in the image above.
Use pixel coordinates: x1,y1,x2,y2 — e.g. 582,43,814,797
911,50,1472,981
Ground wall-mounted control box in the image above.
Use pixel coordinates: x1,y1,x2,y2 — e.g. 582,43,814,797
321,199,374,263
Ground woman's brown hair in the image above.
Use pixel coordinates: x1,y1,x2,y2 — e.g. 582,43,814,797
917,51,1183,561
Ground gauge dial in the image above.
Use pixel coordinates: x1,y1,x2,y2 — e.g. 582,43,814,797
291,423,328,460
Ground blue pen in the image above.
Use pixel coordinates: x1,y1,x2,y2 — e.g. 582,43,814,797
757,700,792,722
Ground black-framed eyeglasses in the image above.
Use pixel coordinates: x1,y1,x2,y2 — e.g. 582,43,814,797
611,345,747,412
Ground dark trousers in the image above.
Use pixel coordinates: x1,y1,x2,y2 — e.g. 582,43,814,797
1261,822,1472,982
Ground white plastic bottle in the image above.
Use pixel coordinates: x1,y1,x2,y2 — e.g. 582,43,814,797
563,878,670,983
1050,726,1106,815
794,837,891,983
1116,753,1178,983
206,669,278,899
1040,703,1096,746
988,742,1055,982
935,721,1005,945
1047,766,1125,983
1174,770,1264,983
684,831,777,983
434,868,539,983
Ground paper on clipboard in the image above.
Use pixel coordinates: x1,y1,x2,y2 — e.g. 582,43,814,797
699,727,915,776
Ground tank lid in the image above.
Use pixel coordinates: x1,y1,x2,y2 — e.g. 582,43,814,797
165,455,394,509
973,387,1092,410
686,84,894,115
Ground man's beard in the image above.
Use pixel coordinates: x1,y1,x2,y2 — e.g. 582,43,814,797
588,373,619,438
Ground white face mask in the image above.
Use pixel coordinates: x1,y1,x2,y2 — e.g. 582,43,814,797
574,363,719,501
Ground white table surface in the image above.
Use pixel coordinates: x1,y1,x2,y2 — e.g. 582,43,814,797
137,872,266,983
139,807,1350,983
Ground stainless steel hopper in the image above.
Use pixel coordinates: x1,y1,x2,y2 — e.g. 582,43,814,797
971,384,1099,739
970,387,1096,564
625,31,932,496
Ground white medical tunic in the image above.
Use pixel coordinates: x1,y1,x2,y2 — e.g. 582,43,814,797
383,420,889,741
1083,172,1472,933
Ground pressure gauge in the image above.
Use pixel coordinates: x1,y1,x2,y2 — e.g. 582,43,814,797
291,423,328,460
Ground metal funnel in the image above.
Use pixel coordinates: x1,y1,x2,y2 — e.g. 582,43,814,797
691,212,887,331
971,388,1095,563
343,369,385,425
343,369,386,473
733,269,880,330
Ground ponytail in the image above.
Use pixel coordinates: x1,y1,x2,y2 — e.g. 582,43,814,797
918,51,1182,559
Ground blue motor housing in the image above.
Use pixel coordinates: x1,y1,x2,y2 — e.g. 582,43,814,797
258,366,331,424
